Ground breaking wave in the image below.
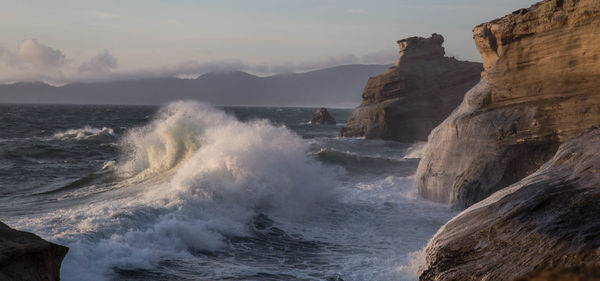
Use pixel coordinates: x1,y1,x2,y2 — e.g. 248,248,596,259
52,126,115,140
42,102,338,280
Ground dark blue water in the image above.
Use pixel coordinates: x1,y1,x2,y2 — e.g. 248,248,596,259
0,102,453,281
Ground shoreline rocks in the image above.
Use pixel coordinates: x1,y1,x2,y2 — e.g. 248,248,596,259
310,107,336,125
339,34,482,142
416,0,600,209
419,125,600,281
0,221,68,281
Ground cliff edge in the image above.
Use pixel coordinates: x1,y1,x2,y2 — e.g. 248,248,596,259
339,34,482,142
416,0,600,209
419,125,600,281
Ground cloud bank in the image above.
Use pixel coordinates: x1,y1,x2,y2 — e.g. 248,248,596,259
78,50,118,73
0,39,396,84
13,39,67,69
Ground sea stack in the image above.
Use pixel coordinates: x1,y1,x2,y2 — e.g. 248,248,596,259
339,34,482,142
420,125,600,281
0,221,68,281
310,107,336,125
416,0,600,209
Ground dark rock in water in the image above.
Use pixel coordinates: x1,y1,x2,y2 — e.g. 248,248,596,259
416,0,600,209
310,108,336,125
0,221,68,281
419,126,600,281
339,33,482,142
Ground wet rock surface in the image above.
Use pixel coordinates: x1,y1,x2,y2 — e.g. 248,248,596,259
419,126,600,281
0,221,68,281
310,108,336,125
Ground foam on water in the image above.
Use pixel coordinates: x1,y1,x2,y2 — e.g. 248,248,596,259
13,102,338,280
52,126,115,140
3,102,456,281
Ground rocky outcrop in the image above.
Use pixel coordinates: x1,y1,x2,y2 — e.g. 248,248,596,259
515,267,600,281
419,126,600,281
310,108,336,125
0,221,68,281
416,0,600,209
339,34,482,142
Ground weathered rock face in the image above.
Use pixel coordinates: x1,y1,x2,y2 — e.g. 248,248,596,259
339,34,482,142
419,126,600,281
310,107,336,125
416,0,600,209
514,267,600,281
0,221,68,281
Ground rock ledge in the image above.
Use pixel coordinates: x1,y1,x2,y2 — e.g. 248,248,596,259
0,221,68,281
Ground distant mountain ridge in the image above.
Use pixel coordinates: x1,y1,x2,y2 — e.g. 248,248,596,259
0,64,389,107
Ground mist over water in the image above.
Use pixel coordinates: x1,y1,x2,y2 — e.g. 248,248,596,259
0,102,455,281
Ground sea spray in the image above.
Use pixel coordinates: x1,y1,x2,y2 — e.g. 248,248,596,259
1,103,457,281
55,101,338,280
403,142,427,159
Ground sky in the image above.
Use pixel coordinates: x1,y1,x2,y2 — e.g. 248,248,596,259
0,0,532,84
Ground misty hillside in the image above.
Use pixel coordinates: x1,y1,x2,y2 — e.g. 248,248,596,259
0,64,389,107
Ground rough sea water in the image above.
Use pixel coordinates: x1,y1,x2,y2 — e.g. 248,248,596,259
0,101,455,281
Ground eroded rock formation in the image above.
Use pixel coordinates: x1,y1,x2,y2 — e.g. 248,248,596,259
310,108,336,125
419,126,600,281
0,221,68,281
416,0,600,209
339,34,482,142
514,267,600,281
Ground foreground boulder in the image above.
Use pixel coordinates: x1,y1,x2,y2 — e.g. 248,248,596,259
0,221,68,281
339,34,482,142
416,0,600,209
309,108,336,125
419,126,600,281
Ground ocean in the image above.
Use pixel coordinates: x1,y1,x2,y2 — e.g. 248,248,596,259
0,101,455,281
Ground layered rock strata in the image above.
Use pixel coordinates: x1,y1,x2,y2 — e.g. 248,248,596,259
339,34,482,142
0,221,68,281
420,126,600,281
416,0,600,209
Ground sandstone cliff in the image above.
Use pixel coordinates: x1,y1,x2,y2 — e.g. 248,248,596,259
0,221,68,281
339,34,482,142
419,125,600,281
416,0,600,209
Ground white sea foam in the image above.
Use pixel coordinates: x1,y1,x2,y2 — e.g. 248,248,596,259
52,126,114,140
6,102,456,281
34,101,338,280
404,142,427,159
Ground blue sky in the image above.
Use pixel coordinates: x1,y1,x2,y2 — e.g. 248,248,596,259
0,0,532,83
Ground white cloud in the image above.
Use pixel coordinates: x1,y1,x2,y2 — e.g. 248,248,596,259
116,59,249,80
78,50,118,73
13,39,66,69
0,38,395,84
271,53,360,74
298,53,360,71
361,49,398,64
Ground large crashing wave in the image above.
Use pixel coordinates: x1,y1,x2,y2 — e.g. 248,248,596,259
55,101,337,280
116,101,336,214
